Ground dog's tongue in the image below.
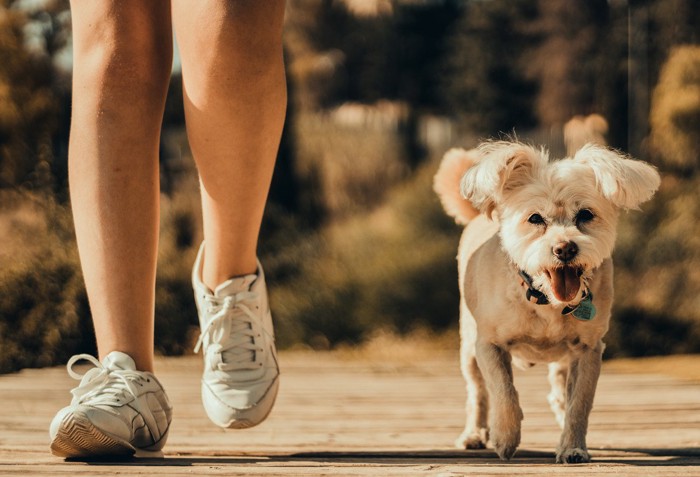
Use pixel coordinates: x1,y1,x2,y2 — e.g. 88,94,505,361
550,267,581,302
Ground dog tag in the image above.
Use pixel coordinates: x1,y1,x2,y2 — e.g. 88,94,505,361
572,296,596,321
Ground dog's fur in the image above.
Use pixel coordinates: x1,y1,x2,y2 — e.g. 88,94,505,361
433,131,660,463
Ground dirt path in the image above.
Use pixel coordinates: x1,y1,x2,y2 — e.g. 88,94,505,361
1,351,698,476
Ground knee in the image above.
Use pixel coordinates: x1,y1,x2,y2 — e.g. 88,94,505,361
72,3,172,93
207,0,285,65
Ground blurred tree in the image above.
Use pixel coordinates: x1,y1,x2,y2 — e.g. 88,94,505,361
644,0,700,81
441,0,538,134
386,0,463,110
0,0,70,191
521,0,610,127
649,45,700,172
636,0,700,157
288,0,462,111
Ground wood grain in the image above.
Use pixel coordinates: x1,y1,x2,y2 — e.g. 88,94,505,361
0,351,698,476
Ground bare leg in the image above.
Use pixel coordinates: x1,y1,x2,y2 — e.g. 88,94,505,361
172,0,287,288
69,0,172,371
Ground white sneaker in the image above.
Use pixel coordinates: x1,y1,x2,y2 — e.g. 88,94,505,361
192,243,280,429
49,352,172,458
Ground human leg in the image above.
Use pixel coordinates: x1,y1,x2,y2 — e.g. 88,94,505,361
172,0,287,289
68,0,172,372
172,0,286,428
49,1,174,457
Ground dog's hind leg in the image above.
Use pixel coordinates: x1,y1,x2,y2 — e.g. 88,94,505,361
548,360,568,429
455,352,489,449
455,307,489,449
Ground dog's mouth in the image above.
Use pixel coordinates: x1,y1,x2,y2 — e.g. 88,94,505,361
545,266,584,303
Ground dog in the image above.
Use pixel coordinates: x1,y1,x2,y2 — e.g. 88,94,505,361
433,135,660,464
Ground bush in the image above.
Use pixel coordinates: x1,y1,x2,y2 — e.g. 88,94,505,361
0,193,95,374
610,174,700,357
266,159,462,349
0,180,205,373
649,45,700,172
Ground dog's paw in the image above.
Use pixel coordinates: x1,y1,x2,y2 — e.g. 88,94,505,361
455,428,488,450
555,447,590,464
490,426,521,461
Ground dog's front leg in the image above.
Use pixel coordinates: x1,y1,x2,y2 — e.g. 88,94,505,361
475,339,522,460
555,341,604,464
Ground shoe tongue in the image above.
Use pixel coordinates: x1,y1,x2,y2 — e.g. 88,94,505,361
213,273,257,298
102,351,137,371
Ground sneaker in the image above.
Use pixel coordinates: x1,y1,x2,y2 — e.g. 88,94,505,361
192,242,280,429
49,352,172,458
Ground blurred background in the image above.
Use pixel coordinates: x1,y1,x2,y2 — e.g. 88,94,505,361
0,0,699,374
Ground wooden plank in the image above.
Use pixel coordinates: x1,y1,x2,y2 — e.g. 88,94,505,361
0,351,698,476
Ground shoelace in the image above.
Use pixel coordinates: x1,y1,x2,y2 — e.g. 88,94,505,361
66,354,148,407
194,291,264,372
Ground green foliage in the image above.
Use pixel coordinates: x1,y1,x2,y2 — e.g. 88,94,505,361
440,0,539,133
293,111,409,218
286,0,463,110
0,193,95,374
520,0,611,126
265,160,461,349
2,0,700,374
649,46,700,171
610,176,700,357
0,0,70,189
610,39,700,357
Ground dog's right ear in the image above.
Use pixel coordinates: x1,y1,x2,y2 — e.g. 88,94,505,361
460,141,546,218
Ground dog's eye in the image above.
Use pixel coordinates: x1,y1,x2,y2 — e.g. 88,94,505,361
575,209,595,227
527,213,546,225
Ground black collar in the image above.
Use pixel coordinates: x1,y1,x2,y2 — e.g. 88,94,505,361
518,269,593,316
518,270,550,305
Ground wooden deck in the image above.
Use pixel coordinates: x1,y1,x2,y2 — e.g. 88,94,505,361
0,351,698,476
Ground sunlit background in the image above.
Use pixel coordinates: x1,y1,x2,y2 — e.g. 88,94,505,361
0,0,698,373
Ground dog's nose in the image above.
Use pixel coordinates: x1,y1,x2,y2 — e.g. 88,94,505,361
553,241,579,262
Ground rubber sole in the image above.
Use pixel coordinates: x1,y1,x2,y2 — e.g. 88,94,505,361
50,413,136,458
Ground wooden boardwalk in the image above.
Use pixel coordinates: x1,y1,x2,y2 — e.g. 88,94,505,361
0,351,698,476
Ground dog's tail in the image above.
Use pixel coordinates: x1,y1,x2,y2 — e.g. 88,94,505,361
563,114,608,155
433,148,481,225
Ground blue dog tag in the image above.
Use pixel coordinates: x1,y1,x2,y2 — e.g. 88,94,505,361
572,296,596,321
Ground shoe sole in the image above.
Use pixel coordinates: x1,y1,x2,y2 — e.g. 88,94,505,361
50,412,136,458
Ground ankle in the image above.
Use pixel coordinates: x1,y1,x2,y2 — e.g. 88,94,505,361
99,349,154,373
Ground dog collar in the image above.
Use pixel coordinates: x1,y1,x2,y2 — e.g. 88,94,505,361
518,270,596,321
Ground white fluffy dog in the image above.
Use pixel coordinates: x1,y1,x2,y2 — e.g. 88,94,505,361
433,139,660,463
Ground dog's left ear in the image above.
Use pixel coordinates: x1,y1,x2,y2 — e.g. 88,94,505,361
574,144,661,210
460,141,546,218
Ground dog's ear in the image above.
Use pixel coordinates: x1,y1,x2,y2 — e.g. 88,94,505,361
460,141,545,218
573,144,661,210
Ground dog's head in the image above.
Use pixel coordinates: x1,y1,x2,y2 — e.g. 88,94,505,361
461,141,660,305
